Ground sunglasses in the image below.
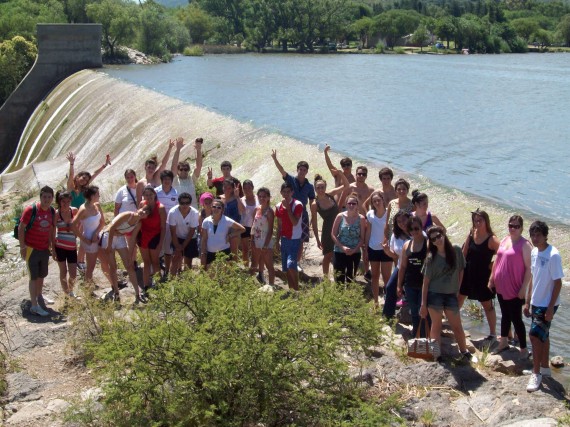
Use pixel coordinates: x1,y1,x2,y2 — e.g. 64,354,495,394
346,202,358,206
356,172,367,177
179,168,190,172
508,223,521,229
179,201,191,205
410,226,422,232
212,205,223,210
429,233,443,243
341,164,351,168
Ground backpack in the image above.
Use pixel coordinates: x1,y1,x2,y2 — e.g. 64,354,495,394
13,204,55,239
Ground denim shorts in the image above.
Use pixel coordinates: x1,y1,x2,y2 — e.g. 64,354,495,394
280,237,300,272
427,291,459,313
530,305,559,343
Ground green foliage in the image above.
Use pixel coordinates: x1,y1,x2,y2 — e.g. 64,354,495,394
177,3,214,44
0,0,67,41
558,14,570,46
373,9,421,49
394,46,406,53
0,35,38,105
0,239,7,259
412,23,430,51
82,265,392,426
184,45,205,56
374,41,385,53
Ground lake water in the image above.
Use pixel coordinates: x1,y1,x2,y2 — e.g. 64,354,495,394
104,53,570,225
102,53,570,386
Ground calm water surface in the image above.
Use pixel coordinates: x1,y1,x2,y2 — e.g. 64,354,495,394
104,53,570,386
105,53,570,224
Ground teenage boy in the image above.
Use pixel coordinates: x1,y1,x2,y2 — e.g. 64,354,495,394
167,192,200,275
275,182,303,291
524,220,563,392
342,165,374,215
18,186,57,317
323,144,355,187
271,150,315,270
207,160,242,197
156,170,178,277
377,167,396,204
171,137,203,210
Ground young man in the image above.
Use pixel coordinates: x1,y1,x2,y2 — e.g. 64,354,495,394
338,165,374,215
271,150,315,269
156,170,178,278
207,160,242,197
167,192,200,275
170,137,203,210
524,220,563,392
19,186,57,316
275,182,303,291
377,167,396,204
323,144,355,187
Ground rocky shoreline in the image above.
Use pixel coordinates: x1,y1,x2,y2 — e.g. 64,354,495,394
0,227,568,426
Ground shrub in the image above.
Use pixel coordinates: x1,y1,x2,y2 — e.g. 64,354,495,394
183,45,205,56
374,42,385,53
83,263,393,426
394,46,406,54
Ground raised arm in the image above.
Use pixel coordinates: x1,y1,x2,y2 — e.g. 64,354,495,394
91,154,111,182
193,138,203,179
206,167,214,189
154,139,175,179
310,201,322,249
323,144,336,176
66,152,76,191
170,137,184,171
271,149,287,178
331,168,351,208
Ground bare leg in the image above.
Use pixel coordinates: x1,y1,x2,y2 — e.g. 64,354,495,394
262,249,275,285
481,299,497,336
458,293,468,309
241,237,251,268
57,261,70,294
370,261,381,306
116,247,141,296
380,261,392,286
286,268,299,291
322,252,333,276
445,308,468,353
84,251,99,284
427,308,443,347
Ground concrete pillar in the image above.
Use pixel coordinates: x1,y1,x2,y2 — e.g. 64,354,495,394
0,24,102,172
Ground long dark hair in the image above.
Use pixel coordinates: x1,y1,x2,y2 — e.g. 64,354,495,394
426,225,456,271
393,210,411,239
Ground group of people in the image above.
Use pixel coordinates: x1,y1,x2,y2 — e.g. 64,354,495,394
18,138,564,393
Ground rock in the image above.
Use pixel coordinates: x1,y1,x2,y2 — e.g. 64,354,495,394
5,400,50,425
47,398,71,413
6,372,42,403
501,418,557,427
350,367,377,386
81,387,103,402
485,357,522,375
550,355,565,368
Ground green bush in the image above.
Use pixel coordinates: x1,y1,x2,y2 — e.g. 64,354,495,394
183,45,205,56
374,42,385,53
83,263,394,426
394,46,406,54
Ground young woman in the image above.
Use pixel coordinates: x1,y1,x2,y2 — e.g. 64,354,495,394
251,187,275,286
364,191,392,307
138,186,166,293
135,139,175,204
420,226,471,361
330,193,366,284
411,190,445,232
488,215,532,357
66,151,111,209
99,206,150,304
382,210,411,318
385,178,414,240
114,169,138,215
71,186,105,284
459,209,500,341
239,180,258,267
397,216,428,336
220,179,244,257
310,171,350,276
54,191,79,298
201,199,245,270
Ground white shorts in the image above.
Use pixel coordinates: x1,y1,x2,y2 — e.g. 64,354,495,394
99,232,128,250
81,240,99,254
253,237,274,250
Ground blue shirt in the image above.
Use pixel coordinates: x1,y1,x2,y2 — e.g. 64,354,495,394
284,173,315,211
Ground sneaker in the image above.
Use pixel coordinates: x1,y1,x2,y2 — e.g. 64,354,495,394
30,305,50,317
526,373,542,392
519,348,529,360
256,272,265,284
137,293,148,304
297,265,304,273
113,293,120,303
461,351,473,362
77,262,86,271
38,294,54,305
364,270,372,282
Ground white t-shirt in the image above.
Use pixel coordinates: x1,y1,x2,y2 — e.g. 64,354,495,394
156,186,179,213
530,245,564,307
240,196,259,227
202,215,235,252
115,185,137,213
173,176,197,210
167,205,200,239
390,234,409,269
366,209,387,250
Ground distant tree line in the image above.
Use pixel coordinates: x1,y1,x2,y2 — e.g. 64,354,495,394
1,0,570,104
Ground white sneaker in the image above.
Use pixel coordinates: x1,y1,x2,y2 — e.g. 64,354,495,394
39,294,54,305
526,373,542,392
68,291,81,300
30,305,49,317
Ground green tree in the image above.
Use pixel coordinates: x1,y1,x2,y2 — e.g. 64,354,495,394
178,4,214,44
373,9,421,49
350,16,374,48
435,15,456,48
86,0,138,58
532,28,552,48
243,0,279,51
455,14,486,52
412,23,430,51
557,14,570,46
138,0,170,56
0,0,67,41
511,17,540,41
0,36,38,105
197,0,246,41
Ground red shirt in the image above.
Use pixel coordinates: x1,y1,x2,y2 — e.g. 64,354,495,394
21,203,55,250
275,199,303,239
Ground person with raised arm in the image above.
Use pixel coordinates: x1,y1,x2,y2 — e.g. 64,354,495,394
66,151,111,209
135,139,175,205
310,169,350,277
323,144,355,187
207,160,242,197
220,179,245,257
271,149,315,271
156,170,178,279
54,191,79,300
171,137,203,210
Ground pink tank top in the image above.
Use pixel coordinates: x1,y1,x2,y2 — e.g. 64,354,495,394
493,236,527,300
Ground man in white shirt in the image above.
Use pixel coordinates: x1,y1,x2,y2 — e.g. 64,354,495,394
156,170,178,277
524,220,564,392
171,137,203,209
167,192,200,275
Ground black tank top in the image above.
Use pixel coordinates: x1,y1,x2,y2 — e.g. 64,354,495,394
404,238,427,289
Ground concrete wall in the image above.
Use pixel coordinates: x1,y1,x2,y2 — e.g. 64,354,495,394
0,24,102,172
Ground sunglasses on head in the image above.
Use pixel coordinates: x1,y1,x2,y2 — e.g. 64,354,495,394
429,233,443,243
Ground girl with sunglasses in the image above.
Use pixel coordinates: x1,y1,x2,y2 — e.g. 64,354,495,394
488,215,532,357
420,226,471,361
